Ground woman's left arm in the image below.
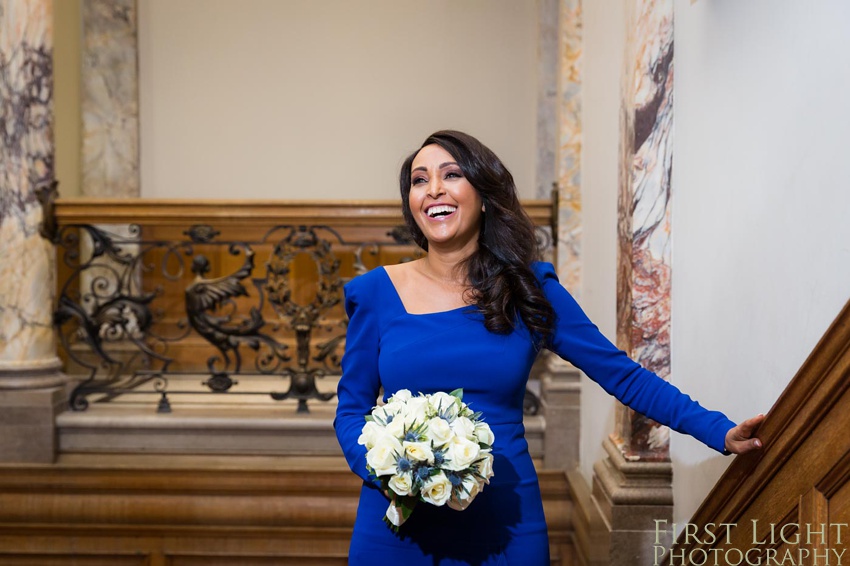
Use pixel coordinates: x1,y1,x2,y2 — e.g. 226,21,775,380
532,262,763,455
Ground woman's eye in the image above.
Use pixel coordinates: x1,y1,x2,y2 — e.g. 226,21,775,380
445,171,462,179
411,177,427,185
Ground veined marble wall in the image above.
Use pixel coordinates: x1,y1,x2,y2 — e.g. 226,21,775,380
557,0,582,296
0,0,61,375
81,0,139,198
614,0,674,461
537,0,558,201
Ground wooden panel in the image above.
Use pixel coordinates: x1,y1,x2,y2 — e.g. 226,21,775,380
169,559,346,566
0,457,573,565
0,556,147,566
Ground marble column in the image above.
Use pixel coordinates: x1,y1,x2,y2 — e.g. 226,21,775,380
81,0,140,198
0,0,67,463
593,0,675,563
556,0,582,297
614,0,674,465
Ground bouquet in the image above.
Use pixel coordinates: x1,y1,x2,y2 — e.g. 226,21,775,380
358,388,495,529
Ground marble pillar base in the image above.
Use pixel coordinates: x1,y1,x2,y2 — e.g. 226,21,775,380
592,437,673,565
0,383,67,463
539,352,581,469
0,366,68,390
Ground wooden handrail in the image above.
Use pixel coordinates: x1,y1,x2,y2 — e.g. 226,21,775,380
54,198,556,227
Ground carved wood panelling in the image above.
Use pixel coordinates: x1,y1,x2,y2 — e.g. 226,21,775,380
0,458,574,565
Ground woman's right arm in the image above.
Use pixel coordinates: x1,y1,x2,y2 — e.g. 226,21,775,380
333,277,382,483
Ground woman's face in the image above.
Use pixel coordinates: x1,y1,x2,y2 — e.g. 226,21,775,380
408,144,483,252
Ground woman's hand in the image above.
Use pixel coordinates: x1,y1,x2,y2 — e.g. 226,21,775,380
725,414,766,454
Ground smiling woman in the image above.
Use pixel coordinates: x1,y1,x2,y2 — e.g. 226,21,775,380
333,130,763,565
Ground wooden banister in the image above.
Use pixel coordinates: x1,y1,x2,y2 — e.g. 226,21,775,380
54,198,555,227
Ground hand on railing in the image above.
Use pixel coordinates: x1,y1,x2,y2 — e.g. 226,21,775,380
724,413,766,454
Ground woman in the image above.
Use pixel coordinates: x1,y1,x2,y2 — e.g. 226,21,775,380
334,130,763,565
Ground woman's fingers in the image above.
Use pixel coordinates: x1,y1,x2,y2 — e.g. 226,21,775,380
725,413,766,454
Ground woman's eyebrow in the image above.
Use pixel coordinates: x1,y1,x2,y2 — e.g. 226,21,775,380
411,161,458,173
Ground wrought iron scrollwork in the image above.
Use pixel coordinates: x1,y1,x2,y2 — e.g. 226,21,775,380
185,246,288,376
264,226,340,412
55,218,555,414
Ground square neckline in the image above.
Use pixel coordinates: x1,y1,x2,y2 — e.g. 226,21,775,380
378,266,476,317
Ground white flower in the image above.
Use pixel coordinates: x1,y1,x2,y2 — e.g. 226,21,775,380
426,417,453,447
450,416,476,440
402,396,430,426
385,414,405,439
382,400,405,417
388,472,414,497
443,436,480,471
421,471,452,506
447,474,483,511
366,435,403,476
474,452,495,484
403,441,434,464
358,420,386,449
474,422,494,446
428,392,459,419
389,389,412,403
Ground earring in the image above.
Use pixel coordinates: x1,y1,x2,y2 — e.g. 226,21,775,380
481,204,486,212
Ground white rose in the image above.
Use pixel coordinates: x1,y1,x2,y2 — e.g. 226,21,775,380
428,392,459,419
426,417,453,447
358,420,387,449
385,414,406,439
421,471,452,506
474,422,495,446
447,474,483,511
366,435,403,476
450,416,476,440
388,472,414,497
389,389,412,403
370,405,392,425
381,400,405,417
402,396,430,426
403,441,434,464
474,452,495,484
443,436,480,471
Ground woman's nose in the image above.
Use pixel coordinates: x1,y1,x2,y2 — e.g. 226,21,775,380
426,178,446,198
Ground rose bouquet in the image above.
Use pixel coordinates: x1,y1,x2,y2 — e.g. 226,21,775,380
358,388,495,530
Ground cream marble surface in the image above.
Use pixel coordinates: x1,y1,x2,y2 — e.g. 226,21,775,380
0,0,61,374
557,0,583,297
81,0,139,197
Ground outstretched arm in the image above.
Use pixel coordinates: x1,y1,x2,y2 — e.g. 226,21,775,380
533,262,754,455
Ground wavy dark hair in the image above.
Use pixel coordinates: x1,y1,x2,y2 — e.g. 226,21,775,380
399,130,554,344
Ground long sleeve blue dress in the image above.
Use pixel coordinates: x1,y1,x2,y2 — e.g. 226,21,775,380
334,262,734,565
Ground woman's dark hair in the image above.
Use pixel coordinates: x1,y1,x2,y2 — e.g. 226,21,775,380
399,130,554,344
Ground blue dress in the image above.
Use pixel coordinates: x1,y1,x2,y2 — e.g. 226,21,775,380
334,262,734,565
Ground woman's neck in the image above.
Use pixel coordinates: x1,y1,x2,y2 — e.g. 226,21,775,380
419,252,469,287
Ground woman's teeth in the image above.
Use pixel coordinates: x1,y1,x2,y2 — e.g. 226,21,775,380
427,205,458,218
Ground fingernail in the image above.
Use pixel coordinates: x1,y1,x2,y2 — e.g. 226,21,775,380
754,439,762,448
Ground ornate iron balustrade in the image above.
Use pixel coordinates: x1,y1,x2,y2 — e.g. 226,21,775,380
50,199,555,415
